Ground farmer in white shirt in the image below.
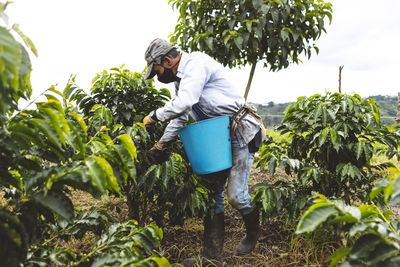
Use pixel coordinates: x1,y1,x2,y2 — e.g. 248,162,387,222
142,38,265,267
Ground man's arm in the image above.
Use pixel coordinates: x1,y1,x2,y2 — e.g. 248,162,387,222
158,113,189,144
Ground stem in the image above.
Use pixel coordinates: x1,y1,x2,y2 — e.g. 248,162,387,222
9,87,50,121
244,62,257,101
71,243,108,266
373,202,399,235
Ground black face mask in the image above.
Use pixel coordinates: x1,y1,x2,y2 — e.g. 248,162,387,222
158,67,177,83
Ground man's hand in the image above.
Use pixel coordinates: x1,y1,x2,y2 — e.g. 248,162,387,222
143,111,158,132
147,142,168,164
143,114,155,125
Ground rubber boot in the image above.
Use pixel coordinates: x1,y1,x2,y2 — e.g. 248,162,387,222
236,208,259,255
182,213,225,267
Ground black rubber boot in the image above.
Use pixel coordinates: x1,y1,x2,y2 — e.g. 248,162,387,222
236,208,259,255
182,213,225,267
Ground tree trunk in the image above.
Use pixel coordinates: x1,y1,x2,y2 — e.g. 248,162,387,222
338,65,344,93
125,182,140,221
396,92,400,124
244,62,257,101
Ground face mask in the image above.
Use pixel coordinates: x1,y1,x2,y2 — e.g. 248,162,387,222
158,67,177,83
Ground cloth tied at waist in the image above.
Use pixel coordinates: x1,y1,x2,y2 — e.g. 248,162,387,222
231,103,266,146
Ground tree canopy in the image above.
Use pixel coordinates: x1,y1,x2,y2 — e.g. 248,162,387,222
169,0,333,99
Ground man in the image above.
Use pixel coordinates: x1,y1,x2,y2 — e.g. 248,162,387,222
142,38,264,266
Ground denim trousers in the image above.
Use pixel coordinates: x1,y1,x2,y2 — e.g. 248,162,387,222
202,136,255,216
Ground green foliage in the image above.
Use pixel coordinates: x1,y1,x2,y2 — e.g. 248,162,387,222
66,66,170,128
0,8,169,264
296,171,400,266
254,94,398,128
170,0,332,70
252,179,308,223
0,25,32,120
257,93,400,203
27,208,169,267
0,2,37,120
138,153,213,226
0,90,142,265
87,220,169,267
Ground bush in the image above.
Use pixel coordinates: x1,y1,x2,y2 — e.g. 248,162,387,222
257,93,400,204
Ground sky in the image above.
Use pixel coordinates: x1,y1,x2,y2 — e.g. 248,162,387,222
6,0,400,104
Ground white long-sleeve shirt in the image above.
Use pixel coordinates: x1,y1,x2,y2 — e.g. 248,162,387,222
155,52,260,147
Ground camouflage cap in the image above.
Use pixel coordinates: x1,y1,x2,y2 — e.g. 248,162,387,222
144,38,175,80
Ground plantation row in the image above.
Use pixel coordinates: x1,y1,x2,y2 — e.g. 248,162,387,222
1,2,400,266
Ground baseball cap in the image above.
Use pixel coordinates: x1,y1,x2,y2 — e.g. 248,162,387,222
144,38,175,80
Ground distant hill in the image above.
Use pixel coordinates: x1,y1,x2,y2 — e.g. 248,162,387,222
252,95,398,128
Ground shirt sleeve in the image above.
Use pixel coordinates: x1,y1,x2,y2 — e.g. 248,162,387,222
155,58,210,122
158,113,188,144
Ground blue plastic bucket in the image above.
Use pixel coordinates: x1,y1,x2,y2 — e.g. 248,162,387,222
178,116,232,175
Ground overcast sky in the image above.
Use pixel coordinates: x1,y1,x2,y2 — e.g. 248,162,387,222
6,0,400,104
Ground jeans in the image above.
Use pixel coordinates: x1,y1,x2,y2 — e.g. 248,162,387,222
203,136,255,216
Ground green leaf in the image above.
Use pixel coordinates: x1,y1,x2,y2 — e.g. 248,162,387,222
252,0,263,9
330,128,339,151
245,21,252,32
348,234,396,264
268,156,277,175
358,204,379,218
49,248,76,266
32,190,74,221
69,111,88,136
296,203,338,234
149,256,170,266
328,247,351,267
0,26,20,92
30,118,63,150
349,222,368,237
234,36,243,50
280,28,289,42
47,86,63,98
205,37,213,50
85,156,107,194
92,156,120,194
355,142,363,160
319,127,329,146
118,134,137,162
114,144,136,180
41,107,67,146
12,24,38,56
227,19,235,30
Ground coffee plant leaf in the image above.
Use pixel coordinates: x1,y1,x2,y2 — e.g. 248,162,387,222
296,203,338,234
328,247,351,267
170,0,332,70
347,234,398,264
85,156,108,194
49,247,76,266
32,190,74,221
0,26,20,92
118,134,137,163
92,155,120,194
